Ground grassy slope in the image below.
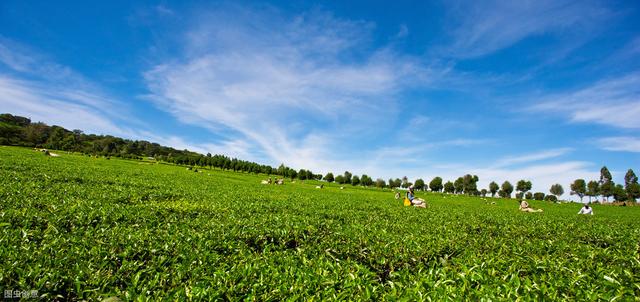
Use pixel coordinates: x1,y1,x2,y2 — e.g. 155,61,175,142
0,146,639,301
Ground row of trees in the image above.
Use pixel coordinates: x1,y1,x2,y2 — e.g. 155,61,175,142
2,113,637,202
569,167,640,203
0,114,299,177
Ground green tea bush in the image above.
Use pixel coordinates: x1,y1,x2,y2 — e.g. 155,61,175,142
1,146,639,300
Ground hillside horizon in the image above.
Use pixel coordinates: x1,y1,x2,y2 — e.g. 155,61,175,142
2,112,637,203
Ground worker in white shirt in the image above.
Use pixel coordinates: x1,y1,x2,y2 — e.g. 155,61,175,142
578,204,594,215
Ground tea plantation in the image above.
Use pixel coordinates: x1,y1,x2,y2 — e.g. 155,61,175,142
1,146,639,300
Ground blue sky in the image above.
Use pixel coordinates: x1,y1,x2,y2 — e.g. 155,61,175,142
1,0,639,197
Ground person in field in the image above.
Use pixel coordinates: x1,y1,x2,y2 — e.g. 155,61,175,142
519,200,543,213
578,204,593,215
407,186,427,208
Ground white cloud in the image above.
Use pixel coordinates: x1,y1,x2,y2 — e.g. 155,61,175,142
529,73,640,129
493,148,573,167
442,0,609,58
597,136,640,153
144,8,432,171
0,76,127,136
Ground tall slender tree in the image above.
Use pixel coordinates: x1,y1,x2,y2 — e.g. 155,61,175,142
599,166,614,202
624,169,640,202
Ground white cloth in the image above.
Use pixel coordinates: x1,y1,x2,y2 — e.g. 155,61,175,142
578,206,593,215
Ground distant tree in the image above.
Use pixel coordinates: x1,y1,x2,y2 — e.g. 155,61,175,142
525,192,533,200
323,172,334,183
454,177,464,194
515,193,524,200
393,178,402,189
599,166,614,202
343,171,352,184
414,178,425,191
361,175,373,187
480,189,488,197
550,184,564,199
375,178,386,189
533,192,545,200
586,180,599,203
388,178,396,189
0,113,31,127
401,176,409,188
516,180,532,198
298,169,307,180
462,174,479,195
613,184,628,202
335,175,345,184
429,177,443,192
501,181,513,198
444,181,455,194
489,182,499,197
624,169,640,202
351,175,360,186
544,195,558,202
305,170,314,180
289,169,298,180
570,179,587,202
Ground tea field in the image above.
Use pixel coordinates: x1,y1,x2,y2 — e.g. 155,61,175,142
1,146,639,301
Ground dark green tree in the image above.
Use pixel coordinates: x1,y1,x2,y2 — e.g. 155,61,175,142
624,169,640,202
444,181,455,194
414,178,425,191
586,180,599,203
351,175,360,186
550,184,564,199
298,169,307,180
516,180,532,198
361,175,373,187
599,166,614,202
570,179,587,202
323,172,334,183
462,174,479,195
613,184,628,202
343,171,352,184
489,181,499,197
501,181,514,198
429,177,443,192
454,177,464,194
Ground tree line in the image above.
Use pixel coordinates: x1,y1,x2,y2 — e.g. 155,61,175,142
0,113,299,178
1,113,637,202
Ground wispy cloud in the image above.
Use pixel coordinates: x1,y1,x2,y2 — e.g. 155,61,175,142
0,76,126,135
442,0,609,58
493,148,573,168
597,136,640,153
0,37,140,136
529,73,640,129
144,7,434,171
